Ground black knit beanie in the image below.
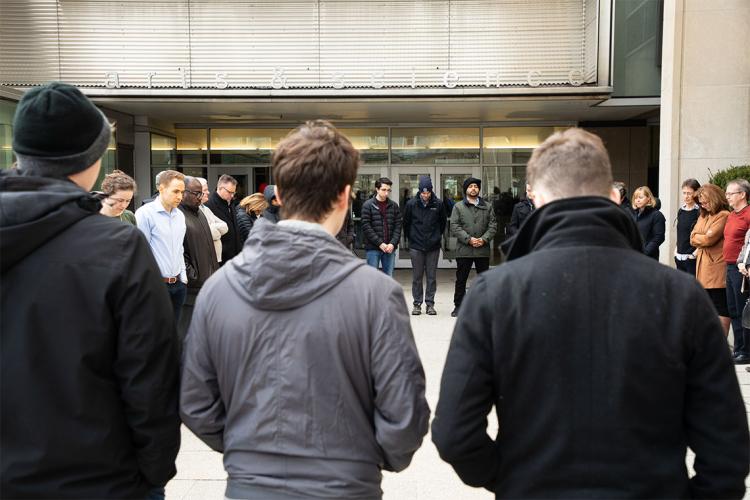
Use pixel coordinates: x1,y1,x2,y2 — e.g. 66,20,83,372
463,177,482,193
12,82,111,177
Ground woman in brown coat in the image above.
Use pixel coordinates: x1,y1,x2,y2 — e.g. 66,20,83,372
690,183,731,335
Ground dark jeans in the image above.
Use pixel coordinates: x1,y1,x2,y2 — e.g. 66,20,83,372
410,248,440,306
674,257,696,276
454,257,490,308
725,264,748,356
146,486,165,500
166,281,187,325
178,288,199,345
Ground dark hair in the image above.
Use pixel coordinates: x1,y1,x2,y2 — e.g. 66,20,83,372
375,177,392,189
681,178,700,191
218,174,237,186
158,169,184,187
272,120,359,221
101,169,136,195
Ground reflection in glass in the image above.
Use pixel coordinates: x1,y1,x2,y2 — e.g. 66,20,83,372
352,173,379,258
151,134,176,167
340,128,388,164
210,128,290,164
0,99,17,169
94,131,117,192
482,127,565,164
392,128,479,164
483,166,528,265
177,129,208,165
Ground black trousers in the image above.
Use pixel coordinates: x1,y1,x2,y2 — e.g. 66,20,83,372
674,257,696,276
453,257,490,308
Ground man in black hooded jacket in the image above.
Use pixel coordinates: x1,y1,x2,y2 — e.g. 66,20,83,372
0,82,180,498
432,128,749,499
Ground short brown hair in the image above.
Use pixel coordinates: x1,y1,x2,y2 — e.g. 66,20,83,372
158,169,184,187
527,128,613,199
272,120,359,221
101,169,136,195
696,183,729,216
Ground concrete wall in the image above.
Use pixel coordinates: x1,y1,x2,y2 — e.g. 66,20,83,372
660,0,750,264
584,126,651,194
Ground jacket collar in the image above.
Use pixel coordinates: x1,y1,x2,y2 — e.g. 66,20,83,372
506,196,642,261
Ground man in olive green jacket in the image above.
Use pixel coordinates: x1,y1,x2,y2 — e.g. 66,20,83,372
450,177,497,316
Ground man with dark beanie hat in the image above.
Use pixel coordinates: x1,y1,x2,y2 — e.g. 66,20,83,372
0,82,180,498
449,176,496,317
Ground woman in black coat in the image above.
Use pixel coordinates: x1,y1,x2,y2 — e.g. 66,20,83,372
674,178,701,274
236,193,268,242
632,186,666,259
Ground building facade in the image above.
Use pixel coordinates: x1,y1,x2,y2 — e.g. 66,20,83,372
4,1,737,267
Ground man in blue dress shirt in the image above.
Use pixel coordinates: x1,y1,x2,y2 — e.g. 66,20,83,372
136,169,188,322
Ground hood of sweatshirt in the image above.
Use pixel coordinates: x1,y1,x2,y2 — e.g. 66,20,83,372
226,217,366,310
0,170,101,274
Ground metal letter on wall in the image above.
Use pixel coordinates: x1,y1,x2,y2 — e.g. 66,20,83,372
146,72,156,88
270,68,288,89
526,70,541,87
105,72,120,88
215,73,228,89
443,71,459,89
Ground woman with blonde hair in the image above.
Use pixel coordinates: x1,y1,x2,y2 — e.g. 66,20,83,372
99,169,137,225
236,192,268,241
690,183,731,335
631,186,665,259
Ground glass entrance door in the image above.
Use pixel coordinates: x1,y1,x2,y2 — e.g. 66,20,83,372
392,166,476,268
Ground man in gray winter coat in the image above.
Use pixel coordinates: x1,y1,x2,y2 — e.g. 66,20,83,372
180,120,430,500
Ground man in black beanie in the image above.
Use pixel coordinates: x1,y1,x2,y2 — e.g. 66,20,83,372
449,176,497,317
0,82,180,498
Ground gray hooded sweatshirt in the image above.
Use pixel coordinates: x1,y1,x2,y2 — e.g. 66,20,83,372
180,218,430,499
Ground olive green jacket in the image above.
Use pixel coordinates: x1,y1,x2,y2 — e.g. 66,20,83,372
449,198,497,258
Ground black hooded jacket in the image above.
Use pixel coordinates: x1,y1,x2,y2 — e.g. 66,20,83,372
403,192,446,252
432,196,749,499
0,172,180,498
204,190,242,262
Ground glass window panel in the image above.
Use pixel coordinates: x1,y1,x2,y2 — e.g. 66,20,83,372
151,133,176,167
210,128,290,164
483,127,566,165
612,0,662,97
176,129,208,165
483,165,528,265
1,100,17,169
391,127,479,164
339,128,388,164
94,130,117,192
352,173,379,257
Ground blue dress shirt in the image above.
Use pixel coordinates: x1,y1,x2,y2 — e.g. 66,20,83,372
135,199,187,283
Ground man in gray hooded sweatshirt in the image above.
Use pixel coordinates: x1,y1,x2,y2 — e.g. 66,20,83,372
180,120,430,500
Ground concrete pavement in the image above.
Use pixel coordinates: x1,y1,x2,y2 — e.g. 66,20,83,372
166,269,750,499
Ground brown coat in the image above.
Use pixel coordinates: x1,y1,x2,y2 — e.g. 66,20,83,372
690,210,729,289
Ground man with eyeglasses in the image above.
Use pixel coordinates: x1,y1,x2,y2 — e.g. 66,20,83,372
204,174,243,263
178,176,219,340
723,179,750,364
361,177,402,276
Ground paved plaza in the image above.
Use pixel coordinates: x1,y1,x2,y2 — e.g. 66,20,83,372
166,269,750,499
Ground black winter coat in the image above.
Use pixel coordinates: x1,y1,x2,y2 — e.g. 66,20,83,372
361,196,402,251
204,191,242,262
506,198,533,236
236,209,256,242
0,173,180,498
403,193,446,252
633,206,666,259
432,196,749,499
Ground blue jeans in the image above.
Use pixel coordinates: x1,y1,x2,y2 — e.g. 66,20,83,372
366,249,395,276
166,281,187,324
725,264,748,355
